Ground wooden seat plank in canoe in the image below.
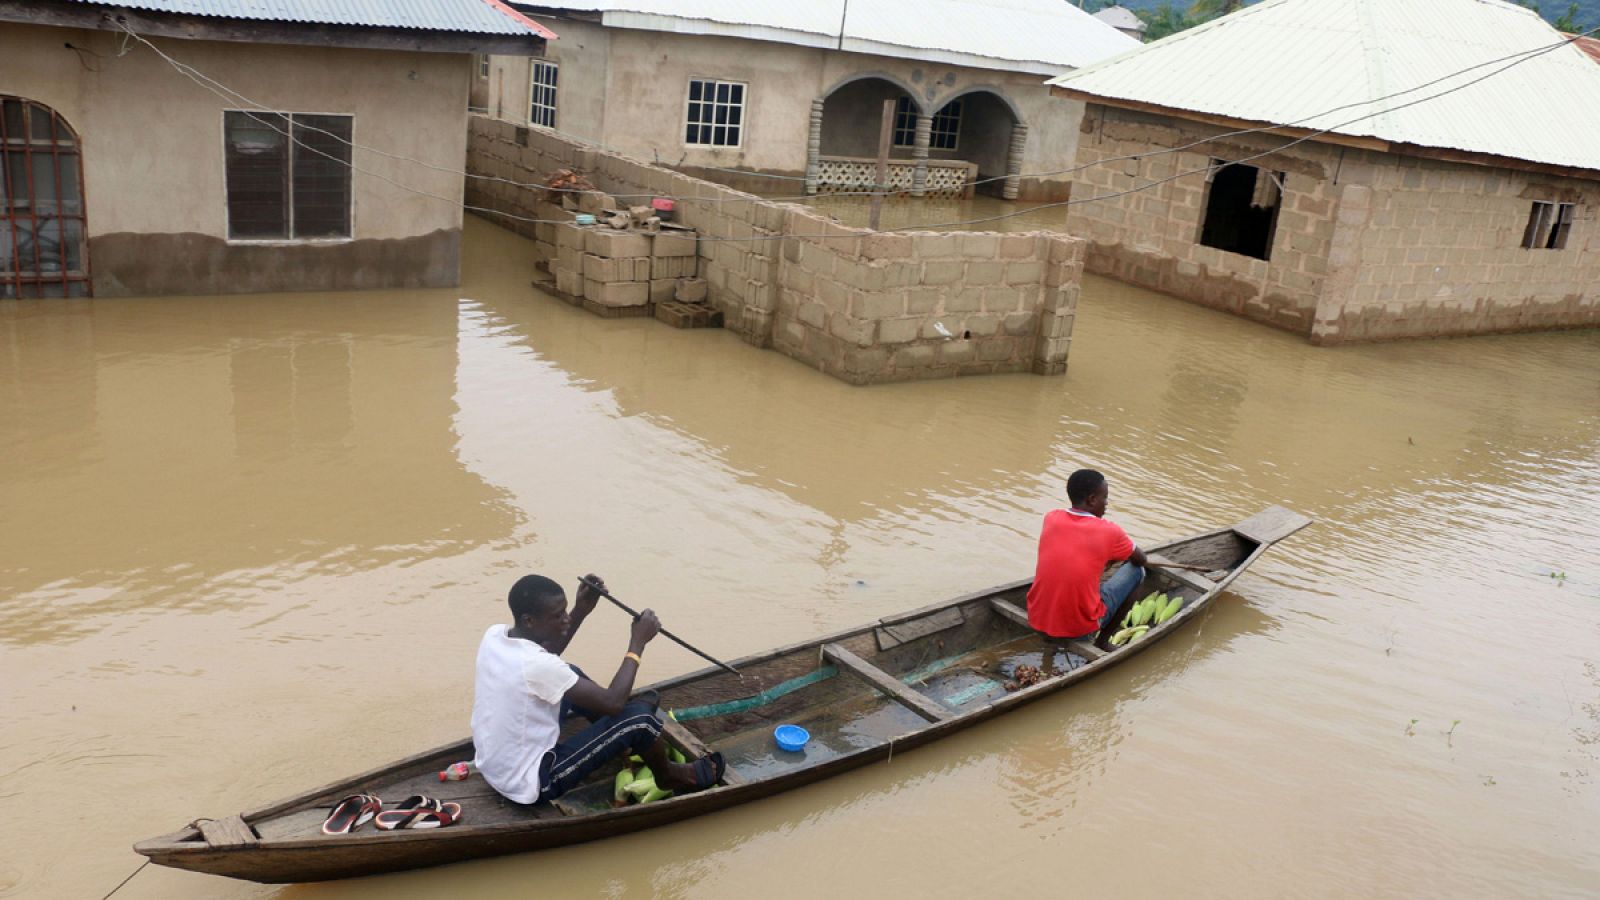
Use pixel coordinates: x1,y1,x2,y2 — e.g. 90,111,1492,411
820,643,952,722
987,597,1105,662
662,717,746,786
198,815,258,849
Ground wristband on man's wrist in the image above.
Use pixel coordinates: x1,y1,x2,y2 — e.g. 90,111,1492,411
624,651,642,665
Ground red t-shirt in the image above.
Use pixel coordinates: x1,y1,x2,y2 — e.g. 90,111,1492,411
1026,509,1135,638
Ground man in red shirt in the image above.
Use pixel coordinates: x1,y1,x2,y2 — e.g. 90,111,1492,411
1026,469,1147,645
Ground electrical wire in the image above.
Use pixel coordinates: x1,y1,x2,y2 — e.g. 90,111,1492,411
115,18,1600,242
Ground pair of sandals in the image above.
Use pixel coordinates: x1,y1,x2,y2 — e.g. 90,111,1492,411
321,793,463,834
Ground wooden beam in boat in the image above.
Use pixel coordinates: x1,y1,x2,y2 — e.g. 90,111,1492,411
1233,505,1313,546
821,644,953,722
661,718,746,786
990,598,1105,662
988,596,1029,628
198,815,258,849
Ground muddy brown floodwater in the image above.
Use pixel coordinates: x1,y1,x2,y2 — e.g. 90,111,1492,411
2,216,1598,900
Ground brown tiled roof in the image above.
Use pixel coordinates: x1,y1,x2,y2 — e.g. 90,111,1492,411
1568,33,1600,65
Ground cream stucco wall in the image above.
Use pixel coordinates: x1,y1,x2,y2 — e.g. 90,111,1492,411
2,22,470,294
490,19,1084,199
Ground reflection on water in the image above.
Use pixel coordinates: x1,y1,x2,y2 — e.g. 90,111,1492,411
2,216,1598,899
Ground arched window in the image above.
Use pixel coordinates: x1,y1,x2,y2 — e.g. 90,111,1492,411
2,97,90,298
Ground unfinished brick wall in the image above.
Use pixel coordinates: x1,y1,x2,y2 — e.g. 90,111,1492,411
1314,151,1600,343
1067,106,1339,335
1067,104,1600,343
466,115,1085,383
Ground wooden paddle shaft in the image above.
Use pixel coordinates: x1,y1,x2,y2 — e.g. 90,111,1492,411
578,577,741,676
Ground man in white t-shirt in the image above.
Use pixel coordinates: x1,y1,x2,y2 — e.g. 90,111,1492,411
471,573,725,804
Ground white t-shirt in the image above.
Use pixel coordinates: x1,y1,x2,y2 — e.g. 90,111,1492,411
470,624,580,803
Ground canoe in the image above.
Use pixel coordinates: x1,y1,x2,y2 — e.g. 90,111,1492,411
134,505,1311,883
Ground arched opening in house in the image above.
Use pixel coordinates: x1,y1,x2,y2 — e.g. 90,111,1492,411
807,80,1023,200
942,89,1023,199
1,97,90,298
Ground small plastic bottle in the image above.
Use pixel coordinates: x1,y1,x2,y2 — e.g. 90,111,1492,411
438,761,471,782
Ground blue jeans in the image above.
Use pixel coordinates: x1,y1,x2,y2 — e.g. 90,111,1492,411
1082,563,1145,638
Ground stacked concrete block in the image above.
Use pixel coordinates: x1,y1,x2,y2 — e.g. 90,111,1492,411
466,111,1087,384
579,228,653,315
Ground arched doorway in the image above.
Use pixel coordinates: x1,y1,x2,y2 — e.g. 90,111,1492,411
941,89,1024,199
1,97,91,298
805,80,1027,200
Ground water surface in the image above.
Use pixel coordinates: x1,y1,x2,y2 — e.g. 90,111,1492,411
2,216,1598,899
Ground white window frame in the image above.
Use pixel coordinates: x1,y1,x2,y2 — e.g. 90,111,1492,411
684,78,746,148
221,109,355,245
478,54,489,79
890,96,961,151
529,59,558,129
1522,200,1575,250
892,96,916,148
928,99,961,152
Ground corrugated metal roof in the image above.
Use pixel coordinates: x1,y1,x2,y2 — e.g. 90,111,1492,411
1048,0,1600,173
1092,6,1147,33
1570,32,1600,65
58,0,554,37
526,0,1139,73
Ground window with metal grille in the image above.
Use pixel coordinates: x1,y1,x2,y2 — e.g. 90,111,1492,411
1,96,91,299
224,111,352,240
891,97,962,150
685,79,744,147
530,61,558,129
1522,201,1574,249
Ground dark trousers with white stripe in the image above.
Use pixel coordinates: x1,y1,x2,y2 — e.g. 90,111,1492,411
535,668,662,802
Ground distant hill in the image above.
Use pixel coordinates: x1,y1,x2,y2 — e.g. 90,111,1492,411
1090,0,1600,34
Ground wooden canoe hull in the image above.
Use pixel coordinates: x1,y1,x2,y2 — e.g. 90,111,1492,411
134,506,1310,883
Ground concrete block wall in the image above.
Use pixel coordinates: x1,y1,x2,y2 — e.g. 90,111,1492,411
1067,104,1600,344
1313,150,1600,343
1067,105,1339,336
466,114,1085,384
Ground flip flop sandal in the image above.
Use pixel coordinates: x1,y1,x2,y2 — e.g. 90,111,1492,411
388,795,443,813
376,802,462,831
686,752,726,791
321,793,383,835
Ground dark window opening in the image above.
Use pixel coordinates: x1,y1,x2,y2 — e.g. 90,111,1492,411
1522,201,1574,250
1198,161,1282,261
1,96,91,298
224,111,352,241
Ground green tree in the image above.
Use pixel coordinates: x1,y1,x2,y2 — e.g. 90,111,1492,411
1137,2,1198,41
1553,1,1585,30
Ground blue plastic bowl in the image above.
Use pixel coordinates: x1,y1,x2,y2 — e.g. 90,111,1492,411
774,724,810,752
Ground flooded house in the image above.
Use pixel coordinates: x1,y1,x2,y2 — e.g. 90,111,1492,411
478,0,1139,201
1049,0,1600,343
1,0,551,298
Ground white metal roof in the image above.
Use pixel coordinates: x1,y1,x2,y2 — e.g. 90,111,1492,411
1049,0,1600,173
56,0,555,36
523,0,1140,74
1092,6,1147,33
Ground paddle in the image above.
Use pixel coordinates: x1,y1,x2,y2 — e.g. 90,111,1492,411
1145,554,1212,573
578,576,742,676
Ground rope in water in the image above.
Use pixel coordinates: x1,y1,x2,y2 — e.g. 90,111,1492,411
99,859,149,900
